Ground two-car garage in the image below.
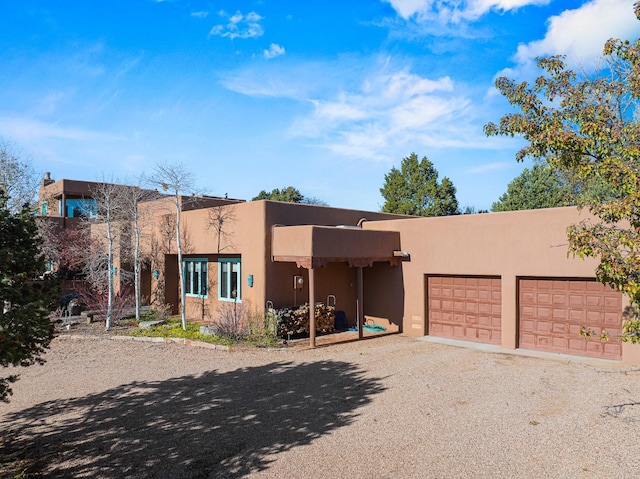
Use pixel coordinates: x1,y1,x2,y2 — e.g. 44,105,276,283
426,275,623,360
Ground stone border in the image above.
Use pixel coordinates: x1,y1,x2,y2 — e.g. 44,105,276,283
55,334,231,351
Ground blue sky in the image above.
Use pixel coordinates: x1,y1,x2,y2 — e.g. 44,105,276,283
1,0,639,211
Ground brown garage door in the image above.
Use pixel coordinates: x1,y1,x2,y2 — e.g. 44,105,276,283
519,279,623,360
427,276,501,344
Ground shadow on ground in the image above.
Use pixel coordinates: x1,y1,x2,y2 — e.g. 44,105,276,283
0,361,385,478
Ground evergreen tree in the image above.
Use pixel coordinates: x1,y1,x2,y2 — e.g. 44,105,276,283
491,164,575,212
0,190,56,402
380,153,459,216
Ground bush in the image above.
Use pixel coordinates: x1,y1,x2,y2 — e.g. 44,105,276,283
244,308,279,347
76,284,135,324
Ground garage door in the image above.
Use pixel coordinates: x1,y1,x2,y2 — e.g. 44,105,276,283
519,279,623,360
427,276,501,344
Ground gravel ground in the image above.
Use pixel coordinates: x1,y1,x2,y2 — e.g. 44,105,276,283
2,332,640,479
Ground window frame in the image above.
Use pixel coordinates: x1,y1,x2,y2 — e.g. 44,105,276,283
183,258,208,298
218,258,241,302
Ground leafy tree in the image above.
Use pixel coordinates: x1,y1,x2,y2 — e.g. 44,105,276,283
491,164,575,212
253,187,304,203
484,2,640,341
0,190,56,402
380,153,459,216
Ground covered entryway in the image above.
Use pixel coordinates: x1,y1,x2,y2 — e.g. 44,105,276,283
427,275,502,345
518,278,623,360
271,224,402,347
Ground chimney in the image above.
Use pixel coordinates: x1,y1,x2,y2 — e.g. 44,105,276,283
41,172,54,187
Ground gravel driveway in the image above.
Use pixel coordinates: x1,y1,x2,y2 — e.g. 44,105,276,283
1,334,640,479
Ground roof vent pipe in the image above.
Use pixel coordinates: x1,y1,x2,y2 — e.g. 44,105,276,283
357,218,368,228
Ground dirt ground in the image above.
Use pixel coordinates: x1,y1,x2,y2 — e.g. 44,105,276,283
2,330,640,479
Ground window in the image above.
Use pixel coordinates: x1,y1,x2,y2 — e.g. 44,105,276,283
219,258,241,301
184,259,208,298
41,201,48,216
66,198,98,218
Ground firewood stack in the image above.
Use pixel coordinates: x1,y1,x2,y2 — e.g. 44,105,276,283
276,302,335,337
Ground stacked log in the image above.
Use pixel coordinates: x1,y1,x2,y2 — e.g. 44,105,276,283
276,302,335,337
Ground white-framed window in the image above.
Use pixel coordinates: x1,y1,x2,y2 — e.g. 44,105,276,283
184,258,208,298
218,258,241,301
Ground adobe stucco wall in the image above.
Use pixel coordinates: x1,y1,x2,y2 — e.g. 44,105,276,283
365,207,640,363
142,199,405,322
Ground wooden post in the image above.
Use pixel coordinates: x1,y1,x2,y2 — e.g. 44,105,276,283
309,267,316,348
357,266,363,340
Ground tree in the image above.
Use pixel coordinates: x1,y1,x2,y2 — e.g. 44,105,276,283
484,2,640,341
82,180,130,330
118,179,160,321
0,190,56,402
253,187,304,203
148,163,196,331
252,186,328,206
491,164,575,212
380,153,459,216
0,141,39,214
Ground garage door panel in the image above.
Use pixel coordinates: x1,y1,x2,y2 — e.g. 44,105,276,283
519,278,622,360
586,295,602,307
552,322,567,334
537,307,551,319
552,308,568,320
428,276,501,345
569,295,584,307
605,296,622,309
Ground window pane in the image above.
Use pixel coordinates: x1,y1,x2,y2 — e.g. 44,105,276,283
184,261,192,295
193,262,197,295
200,262,208,296
231,262,240,299
220,262,229,299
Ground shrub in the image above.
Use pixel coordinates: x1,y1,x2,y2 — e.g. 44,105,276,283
76,283,135,324
213,300,249,339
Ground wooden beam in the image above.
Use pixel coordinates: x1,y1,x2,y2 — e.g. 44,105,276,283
309,267,316,348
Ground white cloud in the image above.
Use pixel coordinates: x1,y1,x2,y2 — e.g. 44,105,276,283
384,0,549,23
289,65,482,161
191,11,208,18
264,43,285,59
0,116,120,142
512,0,640,69
210,11,264,39
221,56,510,162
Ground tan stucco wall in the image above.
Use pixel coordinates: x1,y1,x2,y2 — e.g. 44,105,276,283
141,199,405,323
364,207,640,363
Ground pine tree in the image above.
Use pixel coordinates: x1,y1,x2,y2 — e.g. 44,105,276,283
0,190,56,401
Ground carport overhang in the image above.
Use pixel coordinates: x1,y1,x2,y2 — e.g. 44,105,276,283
271,225,402,347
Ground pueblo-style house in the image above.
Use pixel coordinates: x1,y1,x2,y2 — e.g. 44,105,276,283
39,174,640,363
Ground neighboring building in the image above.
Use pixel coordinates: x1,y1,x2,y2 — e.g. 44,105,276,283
39,175,640,363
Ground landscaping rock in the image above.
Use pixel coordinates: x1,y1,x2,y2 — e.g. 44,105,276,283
139,320,166,329
199,325,219,336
